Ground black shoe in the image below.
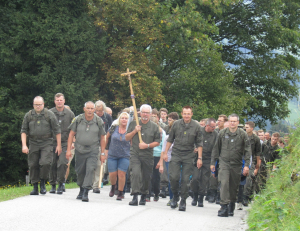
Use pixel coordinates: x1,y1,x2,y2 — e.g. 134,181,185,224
57,183,64,194
208,190,217,203
139,194,146,205
215,192,220,204
242,196,249,207
109,185,116,197
228,202,235,216
179,198,186,211
159,187,166,198
40,179,47,194
218,204,228,217
76,187,84,200
49,185,56,194
170,196,179,209
82,188,89,202
191,193,198,206
93,188,100,194
30,183,39,195
198,195,204,207
102,174,109,185
129,194,138,206
62,184,65,192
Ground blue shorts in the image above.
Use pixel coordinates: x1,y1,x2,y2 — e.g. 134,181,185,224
107,157,130,173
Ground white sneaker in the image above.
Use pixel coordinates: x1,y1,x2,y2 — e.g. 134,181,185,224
237,202,243,210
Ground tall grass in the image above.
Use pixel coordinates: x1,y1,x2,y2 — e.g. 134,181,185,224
247,125,300,230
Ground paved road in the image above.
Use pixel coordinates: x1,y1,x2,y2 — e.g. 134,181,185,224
0,186,248,231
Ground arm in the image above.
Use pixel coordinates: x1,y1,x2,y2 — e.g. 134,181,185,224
197,146,203,169
55,133,62,156
21,133,29,154
125,125,140,141
163,142,172,162
66,130,76,160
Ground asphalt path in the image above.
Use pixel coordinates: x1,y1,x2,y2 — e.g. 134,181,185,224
0,186,248,231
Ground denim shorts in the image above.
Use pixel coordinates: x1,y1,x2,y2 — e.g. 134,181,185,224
107,157,130,173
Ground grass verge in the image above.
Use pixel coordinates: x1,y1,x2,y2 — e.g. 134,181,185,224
247,125,300,230
0,182,78,202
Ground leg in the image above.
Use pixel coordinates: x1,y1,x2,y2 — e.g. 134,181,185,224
130,155,142,194
93,151,101,189
218,166,230,205
82,151,98,189
28,144,41,184
49,147,58,185
39,144,53,181
180,153,194,200
169,154,182,196
75,150,87,187
152,157,161,198
140,156,154,195
57,144,68,184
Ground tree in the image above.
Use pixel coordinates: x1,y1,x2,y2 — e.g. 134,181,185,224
0,0,106,184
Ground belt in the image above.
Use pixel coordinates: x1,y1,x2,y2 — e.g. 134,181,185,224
29,134,52,140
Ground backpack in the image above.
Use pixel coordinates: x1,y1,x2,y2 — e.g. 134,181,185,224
74,113,104,130
27,108,50,123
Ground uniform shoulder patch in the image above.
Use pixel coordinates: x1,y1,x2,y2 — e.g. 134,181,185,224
71,117,76,124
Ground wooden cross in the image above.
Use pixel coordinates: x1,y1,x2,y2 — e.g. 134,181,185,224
121,68,143,143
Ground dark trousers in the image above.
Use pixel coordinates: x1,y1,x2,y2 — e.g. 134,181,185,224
75,149,98,189
219,165,241,205
148,157,161,197
190,160,211,196
49,143,68,185
130,154,154,195
169,152,194,199
28,142,52,184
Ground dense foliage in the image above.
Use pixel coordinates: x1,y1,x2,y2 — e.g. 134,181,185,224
0,0,299,185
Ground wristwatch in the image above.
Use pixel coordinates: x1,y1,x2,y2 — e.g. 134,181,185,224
147,144,150,149
101,153,105,156
198,157,202,160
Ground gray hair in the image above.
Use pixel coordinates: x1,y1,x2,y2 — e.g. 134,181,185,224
228,113,239,121
140,104,152,114
95,100,106,111
206,118,216,125
33,96,44,103
84,101,95,108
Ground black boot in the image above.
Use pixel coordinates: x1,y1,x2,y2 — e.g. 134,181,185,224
102,174,109,185
129,194,138,206
243,195,249,206
30,183,39,195
208,189,217,203
218,204,228,217
62,183,66,192
139,194,146,205
205,190,211,201
198,195,204,207
215,191,220,204
228,202,235,216
191,193,198,206
116,191,123,200
109,185,116,197
179,198,186,211
159,187,166,198
82,188,89,202
40,179,47,194
57,183,64,194
49,185,56,194
76,187,84,200
170,195,179,209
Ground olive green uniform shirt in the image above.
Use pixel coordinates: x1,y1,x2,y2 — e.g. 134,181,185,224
200,127,218,160
127,119,160,157
167,119,203,155
211,128,251,167
20,108,61,144
248,134,262,166
68,114,106,154
49,107,75,145
262,144,280,165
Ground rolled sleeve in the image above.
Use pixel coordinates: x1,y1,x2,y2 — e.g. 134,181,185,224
244,137,252,167
20,113,30,134
195,129,203,148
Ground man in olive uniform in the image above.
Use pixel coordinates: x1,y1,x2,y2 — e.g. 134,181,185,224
191,118,217,207
92,100,112,193
256,130,269,191
208,114,228,203
49,93,75,194
125,104,160,206
164,106,203,212
211,114,251,217
264,132,271,147
21,96,61,195
243,121,261,205
259,132,280,190
66,101,106,202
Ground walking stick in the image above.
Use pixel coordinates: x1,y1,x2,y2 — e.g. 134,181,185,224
121,68,143,143
98,163,104,188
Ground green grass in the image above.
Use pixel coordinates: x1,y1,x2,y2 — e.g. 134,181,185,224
247,124,300,230
0,182,78,202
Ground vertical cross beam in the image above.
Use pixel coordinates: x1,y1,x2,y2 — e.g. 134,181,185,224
121,68,143,143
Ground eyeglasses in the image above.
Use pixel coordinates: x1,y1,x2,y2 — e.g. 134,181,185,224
141,111,150,114
34,104,43,107
229,121,238,123
208,125,216,128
